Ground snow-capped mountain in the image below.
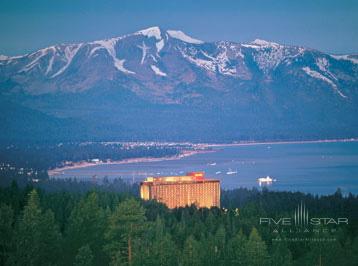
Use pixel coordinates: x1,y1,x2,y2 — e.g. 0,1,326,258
1,27,357,142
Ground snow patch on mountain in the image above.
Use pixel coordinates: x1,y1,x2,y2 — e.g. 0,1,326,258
180,47,215,72
92,38,135,74
0,55,9,61
242,39,281,49
330,54,358,64
186,56,216,72
156,39,165,53
234,47,244,58
151,65,167,76
180,45,237,76
167,30,203,44
115,59,135,74
241,39,297,73
19,49,48,73
150,54,158,63
245,42,306,74
215,43,238,76
316,57,337,81
136,26,162,40
302,67,346,98
89,46,105,57
50,44,82,78
42,46,58,75
1,54,27,65
45,54,55,75
19,46,59,73
137,42,150,65
252,47,286,73
242,40,309,73
316,57,329,72
92,38,117,55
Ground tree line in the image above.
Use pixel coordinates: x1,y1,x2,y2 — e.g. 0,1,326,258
0,182,357,266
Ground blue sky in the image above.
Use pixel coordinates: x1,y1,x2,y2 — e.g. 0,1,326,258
1,0,357,55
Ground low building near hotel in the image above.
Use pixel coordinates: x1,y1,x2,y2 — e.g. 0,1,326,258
140,172,220,209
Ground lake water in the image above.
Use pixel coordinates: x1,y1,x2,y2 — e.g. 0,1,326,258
54,141,358,195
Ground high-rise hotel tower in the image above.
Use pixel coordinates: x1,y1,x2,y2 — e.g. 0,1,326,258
140,172,220,209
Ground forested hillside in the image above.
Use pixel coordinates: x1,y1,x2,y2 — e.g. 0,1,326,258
0,182,357,266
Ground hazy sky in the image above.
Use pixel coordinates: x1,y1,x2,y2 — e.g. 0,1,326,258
1,0,357,55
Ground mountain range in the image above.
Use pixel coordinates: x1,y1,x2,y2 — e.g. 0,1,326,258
1,26,357,142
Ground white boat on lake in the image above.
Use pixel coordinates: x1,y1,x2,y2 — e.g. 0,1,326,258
226,169,238,175
257,176,277,186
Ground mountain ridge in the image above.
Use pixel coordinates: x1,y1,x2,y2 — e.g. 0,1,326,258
0,26,357,142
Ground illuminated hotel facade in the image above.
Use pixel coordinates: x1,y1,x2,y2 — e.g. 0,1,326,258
140,172,220,209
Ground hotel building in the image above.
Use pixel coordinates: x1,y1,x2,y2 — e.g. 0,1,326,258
140,172,220,209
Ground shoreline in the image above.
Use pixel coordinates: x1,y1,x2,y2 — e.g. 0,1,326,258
207,137,358,147
48,138,358,177
48,149,212,177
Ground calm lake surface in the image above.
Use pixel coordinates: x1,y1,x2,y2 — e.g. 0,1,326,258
54,141,358,195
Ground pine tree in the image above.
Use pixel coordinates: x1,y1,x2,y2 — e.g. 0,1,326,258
39,210,63,264
270,240,293,266
0,204,14,265
351,236,358,266
214,225,226,264
65,192,107,265
105,198,146,266
307,230,347,266
227,229,248,266
148,217,178,266
204,225,226,266
206,212,217,234
74,244,94,266
11,189,62,266
245,227,269,266
182,235,202,266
